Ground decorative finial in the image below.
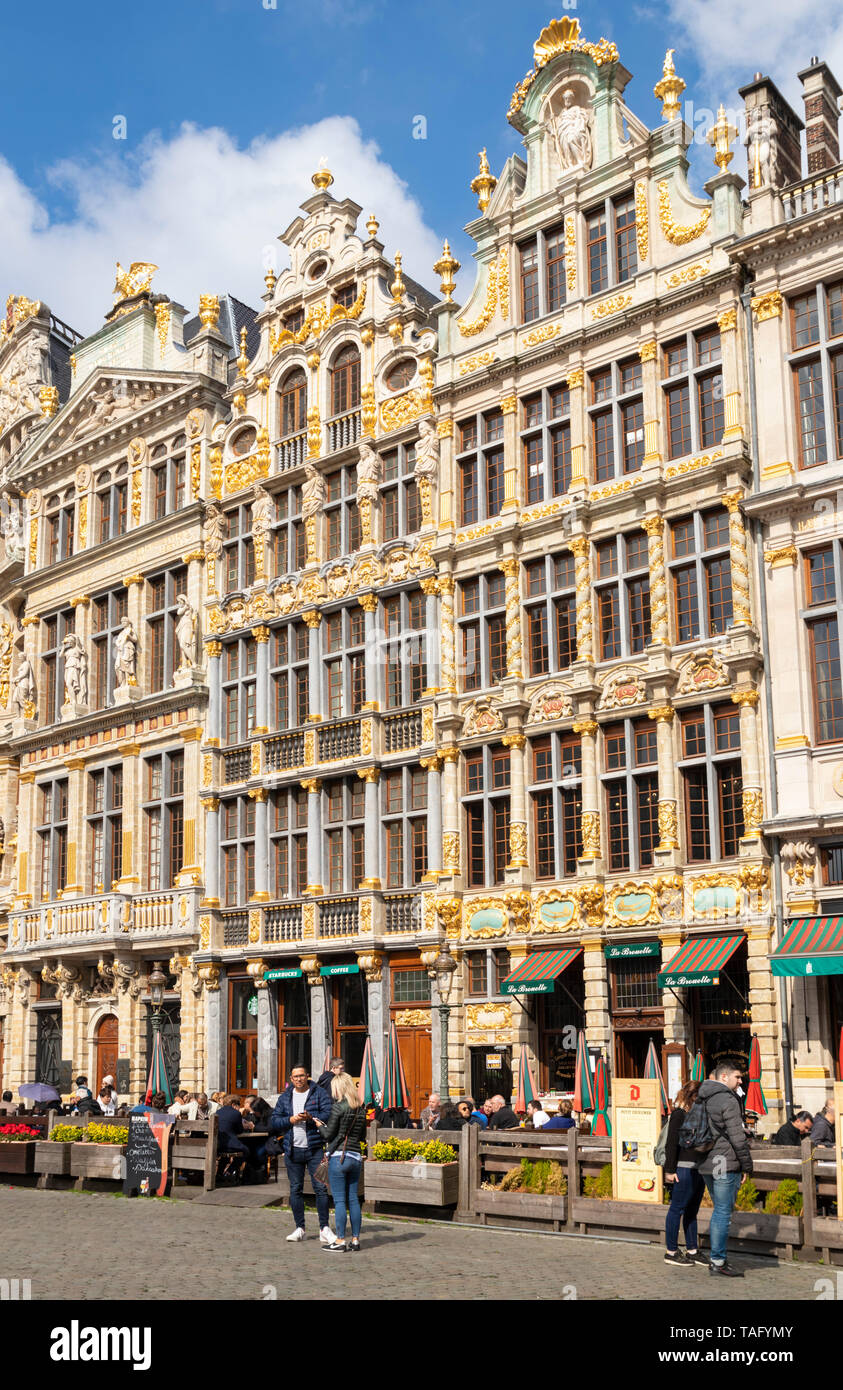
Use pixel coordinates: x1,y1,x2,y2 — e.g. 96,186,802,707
433,241,461,302
653,48,686,122
470,148,498,213
366,212,380,238
706,104,739,172
390,251,405,303
312,160,334,192
39,385,59,419
237,326,249,377
264,269,277,294
198,294,220,329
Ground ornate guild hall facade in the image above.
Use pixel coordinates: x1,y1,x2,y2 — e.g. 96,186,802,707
1,17,842,1123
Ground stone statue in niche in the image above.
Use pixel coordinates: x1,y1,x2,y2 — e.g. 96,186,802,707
302,463,326,519
61,633,89,710
356,441,381,502
113,617,139,691
414,418,439,483
552,88,593,174
174,595,198,669
251,483,275,536
1,493,25,564
744,109,779,189
11,655,35,717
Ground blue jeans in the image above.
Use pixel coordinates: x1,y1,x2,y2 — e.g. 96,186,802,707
665,1167,705,1251
285,1149,330,1230
329,1152,363,1240
703,1170,743,1264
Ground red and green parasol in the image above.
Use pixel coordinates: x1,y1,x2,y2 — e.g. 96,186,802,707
690,1049,705,1082
514,1045,538,1116
644,1038,670,1116
745,1034,768,1116
144,1030,172,1106
573,1030,595,1113
357,1035,381,1107
381,1021,411,1112
591,1055,611,1137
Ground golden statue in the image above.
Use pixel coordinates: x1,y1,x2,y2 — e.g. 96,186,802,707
113,262,159,302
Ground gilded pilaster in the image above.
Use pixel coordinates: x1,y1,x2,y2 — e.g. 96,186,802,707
732,689,763,841
569,537,593,662
643,515,669,644
722,491,752,627
572,719,600,862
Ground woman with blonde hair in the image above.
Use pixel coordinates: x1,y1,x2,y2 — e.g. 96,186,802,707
319,1070,367,1252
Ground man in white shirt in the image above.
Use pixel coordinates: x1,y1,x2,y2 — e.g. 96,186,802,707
187,1092,218,1120
268,1065,335,1245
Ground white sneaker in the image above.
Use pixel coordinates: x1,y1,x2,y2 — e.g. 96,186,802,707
286,1227,305,1242
319,1227,337,1246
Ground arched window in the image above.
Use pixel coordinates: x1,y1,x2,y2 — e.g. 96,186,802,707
279,369,307,439
330,344,361,416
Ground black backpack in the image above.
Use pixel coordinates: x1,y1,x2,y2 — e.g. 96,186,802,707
677,1098,717,1153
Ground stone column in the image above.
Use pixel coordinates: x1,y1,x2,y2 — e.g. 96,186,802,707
439,746,461,877
420,755,443,878
502,733,528,868
172,956,203,1093
302,957,326,1075
643,514,669,645
357,767,381,889
750,291,791,481
747,920,782,1129
358,592,380,709
648,705,679,852
177,728,203,887
250,966,276,1097
723,491,752,628
439,574,457,694
500,393,519,511
14,772,35,905
582,935,610,1055
202,967,225,1093
499,556,523,678
569,537,593,662
204,639,222,741
436,418,455,528
420,577,440,690
303,609,322,722
200,797,221,906
301,780,323,895
116,742,141,892
248,788,269,901
638,340,662,466
717,307,745,445
358,953,386,1084
62,757,87,896
566,367,587,490
732,688,763,843
251,625,270,734
572,718,601,863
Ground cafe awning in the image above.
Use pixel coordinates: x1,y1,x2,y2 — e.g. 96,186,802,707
770,916,843,977
658,934,744,988
501,947,582,995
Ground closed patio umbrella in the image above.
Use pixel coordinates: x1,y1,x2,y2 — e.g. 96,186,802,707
838,1025,843,1082
745,1034,767,1116
381,1021,410,1113
644,1038,670,1116
514,1045,538,1116
357,1035,381,1107
145,1031,172,1106
690,1049,705,1082
591,1055,611,1137
573,1030,595,1114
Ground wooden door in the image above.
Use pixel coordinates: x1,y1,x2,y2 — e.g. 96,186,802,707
397,1027,432,1119
94,1015,119,1089
228,1034,258,1095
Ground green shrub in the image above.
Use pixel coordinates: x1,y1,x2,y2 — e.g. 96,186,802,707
764,1178,803,1216
496,1157,567,1194
734,1177,761,1211
49,1125,83,1143
86,1123,128,1146
583,1163,613,1198
371,1137,455,1164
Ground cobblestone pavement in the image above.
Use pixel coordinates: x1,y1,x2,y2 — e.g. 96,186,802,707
0,1187,826,1301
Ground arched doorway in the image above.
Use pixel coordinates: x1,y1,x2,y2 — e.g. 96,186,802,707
94,1014,119,1089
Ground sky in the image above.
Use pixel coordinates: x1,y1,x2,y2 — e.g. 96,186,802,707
1,0,841,336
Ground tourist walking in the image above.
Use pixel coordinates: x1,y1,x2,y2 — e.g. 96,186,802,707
269,1066,335,1245
697,1059,754,1277
662,1081,707,1268
321,1071,368,1252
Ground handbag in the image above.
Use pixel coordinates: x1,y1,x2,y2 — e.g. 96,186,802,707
314,1107,354,1183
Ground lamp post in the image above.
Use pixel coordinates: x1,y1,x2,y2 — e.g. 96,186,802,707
148,960,167,1094
430,943,458,1100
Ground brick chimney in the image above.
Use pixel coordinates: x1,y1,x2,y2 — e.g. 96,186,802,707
798,57,842,173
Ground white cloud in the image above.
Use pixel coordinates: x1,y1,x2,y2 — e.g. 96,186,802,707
0,116,443,337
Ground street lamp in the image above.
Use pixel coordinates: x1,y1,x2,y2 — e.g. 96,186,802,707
431,943,458,1101
148,960,167,1072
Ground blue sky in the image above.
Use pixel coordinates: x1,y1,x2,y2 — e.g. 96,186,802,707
1,0,838,332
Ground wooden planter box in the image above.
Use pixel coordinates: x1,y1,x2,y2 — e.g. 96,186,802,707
70,1143,125,1181
35,1141,75,1176
570,1196,802,1250
364,1160,459,1207
475,1189,567,1224
0,1142,37,1175
704,1209,803,1247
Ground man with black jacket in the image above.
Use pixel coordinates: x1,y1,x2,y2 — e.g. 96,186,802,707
697,1059,753,1278
487,1094,520,1129
269,1066,335,1245
773,1111,813,1146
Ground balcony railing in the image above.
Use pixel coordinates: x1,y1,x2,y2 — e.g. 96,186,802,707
384,893,419,934
277,431,307,472
782,166,843,220
8,889,194,950
319,896,358,937
131,893,175,934
318,718,361,762
326,410,361,454
265,732,306,771
264,904,303,942
383,709,422,753
222,911,249,948
223,746,252,784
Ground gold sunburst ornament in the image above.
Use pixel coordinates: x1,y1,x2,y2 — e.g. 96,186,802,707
534,15,582,64
507,17,619,122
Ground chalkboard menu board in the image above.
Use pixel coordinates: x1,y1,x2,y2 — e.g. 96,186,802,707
123,1111,175,1197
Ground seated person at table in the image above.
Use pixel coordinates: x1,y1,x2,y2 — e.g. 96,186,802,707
773,1110,813,1146
216,1094,253,1181
810,1100,836,1147
544,1100,576,1131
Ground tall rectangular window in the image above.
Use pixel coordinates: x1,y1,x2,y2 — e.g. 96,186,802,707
529,732,582,877
662,327,723,462
669,508,733,642
680,705,743,861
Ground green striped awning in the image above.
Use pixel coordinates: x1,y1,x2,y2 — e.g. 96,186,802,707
771,916,843,977
501,947,582,995
658,934,743,988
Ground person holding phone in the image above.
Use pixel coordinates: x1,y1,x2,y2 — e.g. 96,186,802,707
268,1065,335,1245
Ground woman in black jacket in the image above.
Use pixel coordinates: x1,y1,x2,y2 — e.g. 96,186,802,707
319,1073,368,1252
663,1080,707,1267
